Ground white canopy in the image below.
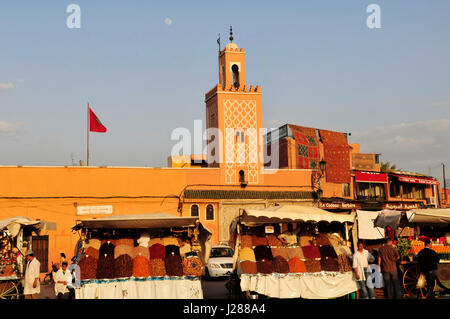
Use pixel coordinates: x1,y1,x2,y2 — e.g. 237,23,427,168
74,213,201,230
241,205,355,225
406,208,450,225
0,216,41,237
72,213,213,263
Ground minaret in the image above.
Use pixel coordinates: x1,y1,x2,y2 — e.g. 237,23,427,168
205,27,263,185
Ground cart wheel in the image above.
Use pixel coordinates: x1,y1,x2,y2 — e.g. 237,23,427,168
0,281,20,299
403,264,436,299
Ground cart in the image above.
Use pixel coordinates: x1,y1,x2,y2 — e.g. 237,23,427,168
229,205,357,299
0,217,42,299
374,208,450,298
71,213,212,299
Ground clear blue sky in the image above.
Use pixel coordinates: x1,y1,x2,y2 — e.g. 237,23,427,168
1,1,449,181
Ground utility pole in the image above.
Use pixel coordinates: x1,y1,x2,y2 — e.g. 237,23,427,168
443,163,447,203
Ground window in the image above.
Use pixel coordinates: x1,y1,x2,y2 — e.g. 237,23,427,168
232,64,240,88
389,182,400,198
239,170,246,183
206,204,215,220
356,182,386,200
403,184,414,199
236,129,245,144
190,204,199,217
413,185,426,200
342,183,350,197
375,154,380,164
210,247,234,258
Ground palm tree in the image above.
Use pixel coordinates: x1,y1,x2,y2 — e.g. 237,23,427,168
380,161,399,173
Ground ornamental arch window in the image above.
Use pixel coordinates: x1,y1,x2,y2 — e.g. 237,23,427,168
190,204,199,217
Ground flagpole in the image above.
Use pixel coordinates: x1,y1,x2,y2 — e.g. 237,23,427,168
87,102,90,166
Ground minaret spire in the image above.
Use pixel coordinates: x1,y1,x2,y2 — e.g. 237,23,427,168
229,26,234,43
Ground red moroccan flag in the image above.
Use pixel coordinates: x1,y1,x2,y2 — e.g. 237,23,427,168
89,107,107,133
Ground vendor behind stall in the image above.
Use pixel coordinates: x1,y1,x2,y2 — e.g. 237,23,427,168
278,223,301,246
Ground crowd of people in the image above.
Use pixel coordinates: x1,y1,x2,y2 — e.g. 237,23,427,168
353,239,440,299
22,252,80,299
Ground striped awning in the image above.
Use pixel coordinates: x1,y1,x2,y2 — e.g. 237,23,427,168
241,205,355,225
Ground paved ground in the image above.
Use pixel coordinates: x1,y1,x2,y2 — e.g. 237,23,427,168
37,278,450,299
39,282,56,299
201,277,229,299
38,278,230,299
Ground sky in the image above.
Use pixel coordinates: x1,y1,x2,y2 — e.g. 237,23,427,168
1,1,450,183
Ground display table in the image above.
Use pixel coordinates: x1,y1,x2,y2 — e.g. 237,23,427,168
240,272,357,299
76,276,203,299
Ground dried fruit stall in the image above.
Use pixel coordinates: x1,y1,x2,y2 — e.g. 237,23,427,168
71,213,212,299
229,205,357,299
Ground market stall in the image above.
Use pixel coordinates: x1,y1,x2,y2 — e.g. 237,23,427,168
71,213,212,299
374,208,450,298
229,205,358,299
0,217,42,299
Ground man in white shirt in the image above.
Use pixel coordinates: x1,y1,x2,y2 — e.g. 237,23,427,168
352,240,376,299
67,257,81,299
278,223,301,246
23,250,41,299
54,261,73,299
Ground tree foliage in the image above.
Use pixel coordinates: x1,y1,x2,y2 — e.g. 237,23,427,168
380,161,400,173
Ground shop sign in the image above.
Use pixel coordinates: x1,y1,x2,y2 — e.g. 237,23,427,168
319,202,360,210
76,205,113,215
393,175,439,185
265,226,274,234
355,171,388,183
383,203,421,210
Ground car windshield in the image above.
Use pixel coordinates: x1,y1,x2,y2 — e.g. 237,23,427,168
210,247,234,258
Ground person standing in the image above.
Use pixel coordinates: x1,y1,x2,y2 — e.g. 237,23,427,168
67,257,81,299
353,240,376,299
54,261,72,299
378,238,400,299
418,240,440,299
23,250,41,299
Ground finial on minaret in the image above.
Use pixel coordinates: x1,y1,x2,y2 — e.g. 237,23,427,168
229,26,233,42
